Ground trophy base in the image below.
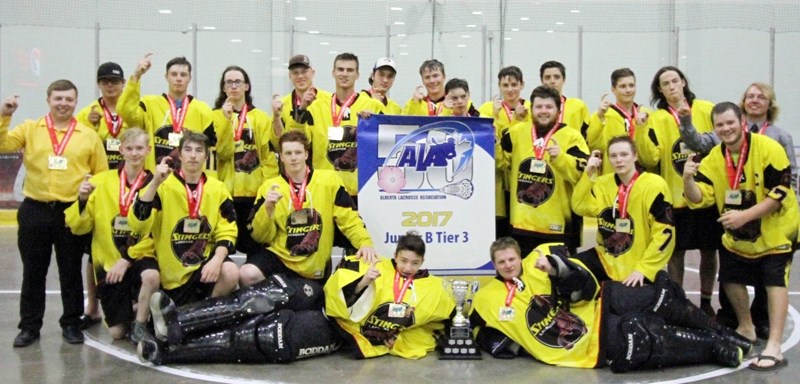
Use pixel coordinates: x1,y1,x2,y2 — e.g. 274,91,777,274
438,336,482,360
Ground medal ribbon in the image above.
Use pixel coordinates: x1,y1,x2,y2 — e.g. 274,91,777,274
667,105,683,126
233,104,249,141
118,168,147,217
616,171,641,220
331,92,358,127
45,114,77,156
100,99,123,138
393,271,414,304
286,168,310,212
531,124,559,160
614,103,639,138
501,100,516,122
179,170,204,219
425,96,444,116
556,95,567,125
724,136,749,190
503,280,517,307
167,95,190,134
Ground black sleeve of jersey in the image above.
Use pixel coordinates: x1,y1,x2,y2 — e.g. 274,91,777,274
694,170,712,186
339,258,366,307
474,326,519,359
220,198,237,223
648,192,674,225
204,124,218,146
500,132,513,153
295,109,314,125
764,163,792,190
247,197,265,234
215,240,236,255
581,122,589,140
334,186,354,208
139,101,147,112
132,194,161,220
566,146,589,172
648,129,659,146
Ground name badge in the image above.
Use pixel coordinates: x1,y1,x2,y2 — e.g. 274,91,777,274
530,159,547,174
615,218,632,234
328,126,344,141
168,132,183,147
499,306,515,322
106,138,121,152
549,224,563,232
113,216,130,231
235,140,245,153
48,155,68,170
183,218,202,233
290,210,308,225
725,189,742,205
388,303,408,318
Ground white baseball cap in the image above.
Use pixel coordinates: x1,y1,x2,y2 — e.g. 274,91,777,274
372,58,397,72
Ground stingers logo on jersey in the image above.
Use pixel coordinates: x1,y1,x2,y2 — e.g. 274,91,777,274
285,208,323,257
517,157,555,207
154,125,182,162
360,302,416,346
597,208,634,256
234,128,259,173
328,125,357,172
110,215,141,260
526,294,587,349
670,140,694,175
106,150,123,169
170,216,212,266
723,189,760,242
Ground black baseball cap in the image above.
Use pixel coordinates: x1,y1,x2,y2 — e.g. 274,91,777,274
97,62,124,81
288,54,311,69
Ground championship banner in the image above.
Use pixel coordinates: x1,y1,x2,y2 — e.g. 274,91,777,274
358,114,495,274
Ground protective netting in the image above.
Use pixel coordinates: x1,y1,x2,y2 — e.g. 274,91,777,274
2,0,799,34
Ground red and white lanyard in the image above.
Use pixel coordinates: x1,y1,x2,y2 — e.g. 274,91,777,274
167,95,190,133
233,104,249,141
331,92,357,127
425,96,444,116
556,95,567,125
531,124,559,160
118,168,147,217
179,170,204,219
503,280,517,307
45,114,77,156
615,172,641,219
724,137,749,190
615,103,639,138
393,271,414,304
286,168,310,211
100,99,123,138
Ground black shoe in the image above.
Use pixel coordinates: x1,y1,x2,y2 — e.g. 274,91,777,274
13,329,40,348
79,314,102,330
62,325,85,344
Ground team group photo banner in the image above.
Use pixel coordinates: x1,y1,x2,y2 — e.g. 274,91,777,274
358,114,495,274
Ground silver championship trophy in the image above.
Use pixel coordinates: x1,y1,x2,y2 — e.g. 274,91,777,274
438,279,482,360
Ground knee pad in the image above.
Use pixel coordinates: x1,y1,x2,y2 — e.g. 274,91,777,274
261,274,324,311
608,313,662,373
256,309,338,363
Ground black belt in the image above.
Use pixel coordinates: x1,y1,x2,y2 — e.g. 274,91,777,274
23,197,73,209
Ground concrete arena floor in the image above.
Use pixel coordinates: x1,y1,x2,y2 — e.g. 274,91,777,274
1,226,798,384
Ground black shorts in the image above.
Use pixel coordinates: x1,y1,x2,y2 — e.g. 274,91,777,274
164,257,235,306
718,247,792,287
674,206,723,251
96,258,159,327
245,250,331,282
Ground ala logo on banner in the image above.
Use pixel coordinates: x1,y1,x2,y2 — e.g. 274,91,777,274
377,122,475,199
